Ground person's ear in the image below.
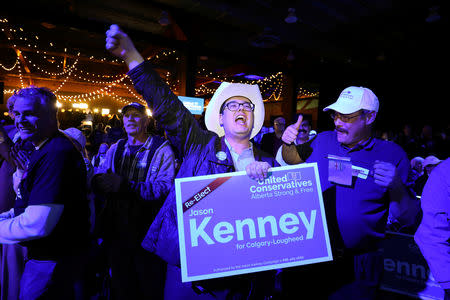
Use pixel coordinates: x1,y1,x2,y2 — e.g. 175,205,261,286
144,116,151,127
219,114,223,126
365,111,377,125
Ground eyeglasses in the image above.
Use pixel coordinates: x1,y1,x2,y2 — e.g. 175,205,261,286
330,111,365,123
223,101,255,112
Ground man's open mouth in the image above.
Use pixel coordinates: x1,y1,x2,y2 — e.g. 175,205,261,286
235,115,246,124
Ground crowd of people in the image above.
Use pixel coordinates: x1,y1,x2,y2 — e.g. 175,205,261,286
0,24,448,300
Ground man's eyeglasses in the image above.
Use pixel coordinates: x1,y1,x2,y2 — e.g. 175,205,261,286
330,111,365,123
223,101,255,112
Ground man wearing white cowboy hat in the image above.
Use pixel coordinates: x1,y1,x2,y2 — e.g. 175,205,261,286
281,86,419,299
106,24,278,299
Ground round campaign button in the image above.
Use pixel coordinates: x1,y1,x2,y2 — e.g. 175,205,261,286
216,151,227,161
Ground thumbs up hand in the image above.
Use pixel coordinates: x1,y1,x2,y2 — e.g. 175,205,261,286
281,114,303,145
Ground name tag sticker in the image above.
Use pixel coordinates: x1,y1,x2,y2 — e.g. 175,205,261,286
352,165,370,179
327,155,352,186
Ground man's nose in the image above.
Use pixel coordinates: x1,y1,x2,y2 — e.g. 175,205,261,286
16,114,26,123
334,117,344,127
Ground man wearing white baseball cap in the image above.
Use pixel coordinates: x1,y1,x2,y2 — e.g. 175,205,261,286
281,86,419,299
422,155,442,173
106,24,278,299
413,155,442,196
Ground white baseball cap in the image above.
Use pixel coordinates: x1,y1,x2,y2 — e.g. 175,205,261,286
63,127,87,149
423,155,442,168
205,82,264,139
323,86,379,114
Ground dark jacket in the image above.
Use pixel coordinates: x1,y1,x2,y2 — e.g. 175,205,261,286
128,62,279,297
128,61,278,266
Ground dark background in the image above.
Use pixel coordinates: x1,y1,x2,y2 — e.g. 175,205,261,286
1,0,448,133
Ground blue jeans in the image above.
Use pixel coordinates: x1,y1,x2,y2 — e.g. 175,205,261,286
19,256,86,300
1,244,27,300
19,260,57,300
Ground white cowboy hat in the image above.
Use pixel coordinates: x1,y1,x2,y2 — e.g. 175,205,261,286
204,82,264,139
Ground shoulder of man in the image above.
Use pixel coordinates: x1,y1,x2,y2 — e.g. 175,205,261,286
375,137,406,152
43,132,82,157
27,133,86,182
147,135,174,159
109,138,126,152
150,135,168,149
373,137,410,164
3,125,18,140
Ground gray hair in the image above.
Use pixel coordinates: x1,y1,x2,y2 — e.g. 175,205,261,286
9,86,57,117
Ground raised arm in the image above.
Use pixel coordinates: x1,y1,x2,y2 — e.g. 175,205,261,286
105,24,213,158
105,24,144,71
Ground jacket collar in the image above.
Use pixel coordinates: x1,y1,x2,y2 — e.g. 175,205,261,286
124,135,153,150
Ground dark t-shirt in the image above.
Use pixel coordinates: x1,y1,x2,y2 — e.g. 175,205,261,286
260,132,283,157
14,132,90,260
127,144,142,157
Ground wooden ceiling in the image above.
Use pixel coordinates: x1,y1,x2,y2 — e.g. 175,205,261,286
1,0,448,123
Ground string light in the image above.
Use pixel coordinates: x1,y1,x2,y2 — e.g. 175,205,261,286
17,58,25,88
147,49,178,62
0,19,181,104
1,19,314,108
73,72,127,84
76,69,125,80
20,52,79,76
120,79,146,102
53,68,74,93
0,55,19,71
297,87,319,98
195,70,284,101
3,21,120,64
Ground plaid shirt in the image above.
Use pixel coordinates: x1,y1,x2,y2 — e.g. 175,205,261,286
114,137,155,183
97,135,176,202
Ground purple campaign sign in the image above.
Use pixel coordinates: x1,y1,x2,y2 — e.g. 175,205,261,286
175,163,332,282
